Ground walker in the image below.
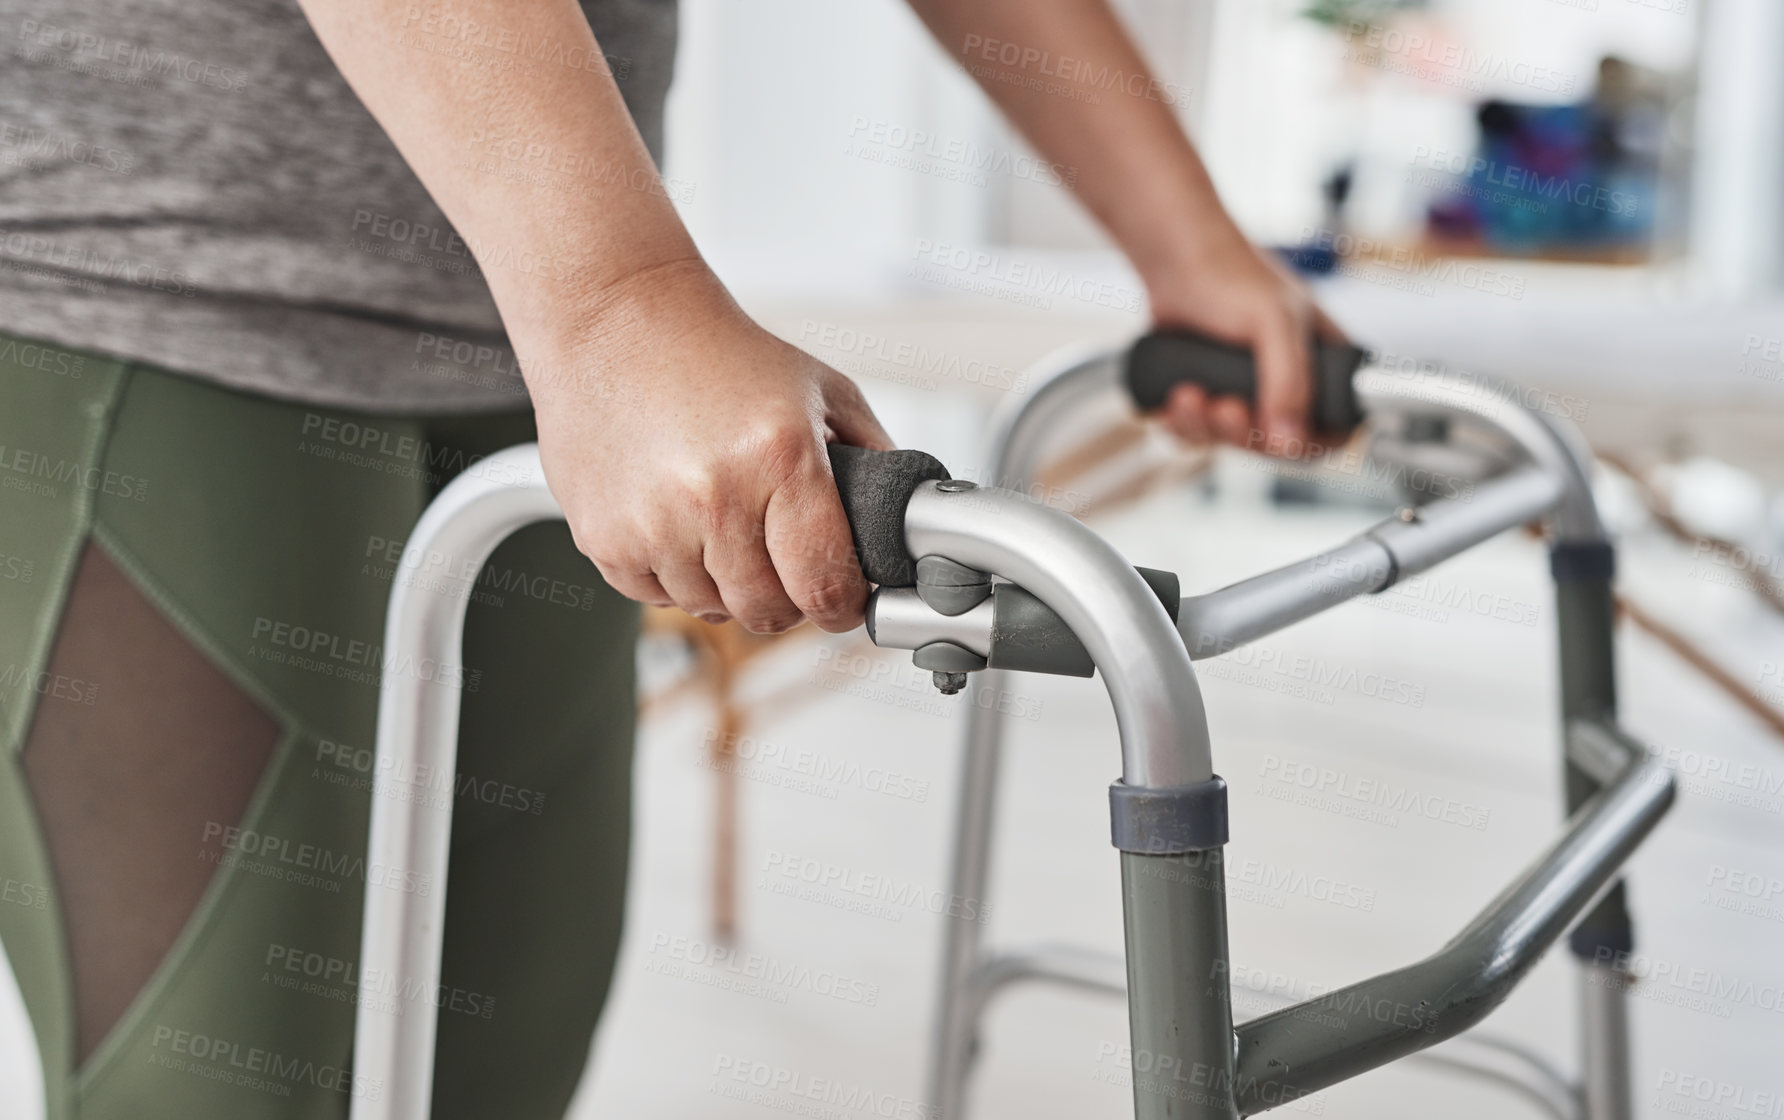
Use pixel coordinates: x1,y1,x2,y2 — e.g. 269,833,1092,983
352,328,1675,1119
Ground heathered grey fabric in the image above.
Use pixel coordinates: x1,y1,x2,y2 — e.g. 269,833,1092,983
0,0,676,413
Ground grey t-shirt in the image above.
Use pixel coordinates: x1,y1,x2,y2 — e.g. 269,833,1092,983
0,0,677,413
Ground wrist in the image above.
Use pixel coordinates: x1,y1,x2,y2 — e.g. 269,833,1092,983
516,253,730,401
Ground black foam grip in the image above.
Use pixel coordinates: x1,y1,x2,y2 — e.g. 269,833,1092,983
1125,328,1369,436
827,445,951,588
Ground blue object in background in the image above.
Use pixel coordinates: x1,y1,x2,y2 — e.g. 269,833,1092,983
1425,95,1657,255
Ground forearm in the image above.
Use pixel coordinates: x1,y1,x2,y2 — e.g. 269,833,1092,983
905,0,1243,293
295,0,702,366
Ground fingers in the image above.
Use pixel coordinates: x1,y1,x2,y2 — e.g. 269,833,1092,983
651,548,732,625
1162,383,1214,444
1206,396,1252,447
1312,304,1349,343
823,372,895,452
595,565,673,609
762,456,869,634
1160,377,1258,449
1251,310,1313,449
706,531,805,634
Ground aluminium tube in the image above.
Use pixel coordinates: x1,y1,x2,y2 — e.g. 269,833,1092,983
351,445,562,1120
925,684,1009,1120
1229,721,1673,1115
926,346,1128,1120
903,481,1212,789
1176,463,1561,660
901,476,1230,1119
1354,366,1603,543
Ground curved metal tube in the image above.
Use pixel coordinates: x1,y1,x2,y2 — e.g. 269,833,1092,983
904,481,1212,788
981,345,1124,491
1230,722,1673,1115
1355,366,1603,543
351,444,562,1120
962,945,1581,1120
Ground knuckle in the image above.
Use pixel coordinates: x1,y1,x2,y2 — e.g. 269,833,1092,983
794,570,858,622
755,422,817,482
738,611,798,635
671,463,726,520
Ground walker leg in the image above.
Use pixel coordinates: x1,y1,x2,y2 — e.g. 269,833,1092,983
1579,962,1633,1120
926,673,1008,1120
1121,848,1237,1120
1553,543,1633,1120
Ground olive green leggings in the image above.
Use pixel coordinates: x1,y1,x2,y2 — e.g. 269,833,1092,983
0,335,639,1118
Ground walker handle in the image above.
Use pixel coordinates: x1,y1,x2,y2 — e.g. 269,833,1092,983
827,444,950,588
1125,328,1369,436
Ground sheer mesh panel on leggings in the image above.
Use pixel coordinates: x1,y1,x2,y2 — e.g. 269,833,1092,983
20,540,280,1064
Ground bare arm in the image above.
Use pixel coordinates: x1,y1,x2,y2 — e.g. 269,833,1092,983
907,0,1344,448
296,0,891,633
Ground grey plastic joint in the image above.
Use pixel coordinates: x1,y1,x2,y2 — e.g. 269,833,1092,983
1109,776,1229,854
916,555,993,615
1550,540,1616,583
989,586,1096,677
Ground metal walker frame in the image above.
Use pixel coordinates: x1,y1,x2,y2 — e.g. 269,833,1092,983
349,340,1674,1120
913,345,1665,1119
